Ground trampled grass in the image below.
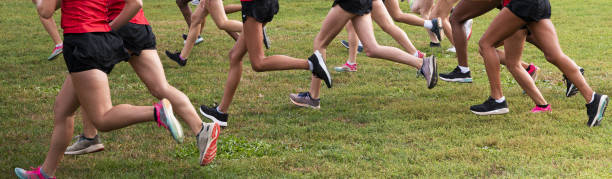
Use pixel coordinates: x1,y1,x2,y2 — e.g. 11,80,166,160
1,0,611,178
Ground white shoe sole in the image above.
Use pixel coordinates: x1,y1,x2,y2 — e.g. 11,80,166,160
590,95,608,127
64,144,105,155
314,50,332,88
440,76,472,83
161,99,184,143
199,107,228,127
290,98,320,109
471,108,509,115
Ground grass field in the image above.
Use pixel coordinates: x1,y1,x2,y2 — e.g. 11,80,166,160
1,0,611,177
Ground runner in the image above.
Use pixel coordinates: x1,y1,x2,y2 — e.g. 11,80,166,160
472,0,608,127
291,0,438,109
15,0,218,178
167,0,243,66
335,0,427,72
198,0,332,127
176,0,241,45
31,0,63,60
63,0,220,162
385,0,441,45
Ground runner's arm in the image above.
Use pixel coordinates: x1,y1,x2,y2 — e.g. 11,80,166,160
109,0,143,30
34,0,60,18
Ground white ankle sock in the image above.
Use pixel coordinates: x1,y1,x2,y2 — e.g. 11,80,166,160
413,51,420,57
307,61,313,71
424,20,433,29
589,93,596,104
458,65,470,73
495,96,506,103
346,61,356,65
216,106,225,114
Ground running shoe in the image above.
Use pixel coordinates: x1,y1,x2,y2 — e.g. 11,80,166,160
263,26,270,49
465,19,473,41
182,34,204,45
446,46,456,53
563,67,584,97
334,62,357,72
47,44,63,61
199,104,228,127
531,105,552,113
470,97,509,115
439,66,472,83
64,134,105,155
419,56,438,89
430,42,441,48
165,50,187,66
191,0,199,5
309,50,332,88
289,92,320,109
415,50,425,58
430,18,442,42
586,93,608,127
340,40,364,53
15,167,55,179
526,63,540,81
154,99,184,143
197,122,220,166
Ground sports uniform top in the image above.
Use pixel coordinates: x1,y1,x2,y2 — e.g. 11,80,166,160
61,0,111,33
108,0,149,25
502,0,511,7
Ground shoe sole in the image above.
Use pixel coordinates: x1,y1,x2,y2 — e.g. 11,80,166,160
290,97,320,109
439,76,472,83
465,19,473,41
471,108,510,115
590,95,608,127
314,50,332,88
334,67,357,72
201,123,220,166
427,56,438,89
64,144,105,155
47,50,63,61
199,107,228,127
161,99,184,143
263,27,270,49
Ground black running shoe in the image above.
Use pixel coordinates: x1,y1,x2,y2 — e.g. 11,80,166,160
182,34,204,45
470,97,509,115
429,42,441,48
199,104,228,127
340,40,364,53
165,51,187,66
309,50,332,88
430,18,442,42
563,67,584,97
586,93,608,127
439,66,473,83
263,26,270,49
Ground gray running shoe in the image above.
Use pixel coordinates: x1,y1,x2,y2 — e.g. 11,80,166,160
197,123,220,166
289,92,320,109
419,56,438,89
64,134,105,155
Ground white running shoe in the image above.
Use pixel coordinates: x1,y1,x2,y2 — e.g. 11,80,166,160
446,46,456,53
464,19,473,40
191,0,199,5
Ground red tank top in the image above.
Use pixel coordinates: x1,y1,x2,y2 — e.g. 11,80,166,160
108,0,149,25
61,0,111,33
503,0,511,7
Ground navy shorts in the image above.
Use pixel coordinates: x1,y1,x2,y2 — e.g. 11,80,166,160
63,32,129,74
115,22,157,56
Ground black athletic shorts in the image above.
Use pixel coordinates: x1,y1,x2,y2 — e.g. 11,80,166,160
506,0,551,22
63,32,129,74
241,0,279,23
333,0,373,16
115,22,157,56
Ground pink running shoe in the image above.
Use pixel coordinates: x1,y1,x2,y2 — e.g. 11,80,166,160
47,44,63,61
154,99,184,143
526,63,540,81
416,50,425,59
14,167,55,179
334,62,357,72
531,105,552,113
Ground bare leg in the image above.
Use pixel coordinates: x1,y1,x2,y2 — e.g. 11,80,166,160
243,18,309,72
217,32,247,113
206,0,242,32
39,16,62,45
41,77,78,176
129,50,203,135
410,0,438,42
503,30,547,105
309,6,355,99
478,8,527,99
176,0,193,28
430,0,458,44
80,110,97,138
372,0,418,54
528,19,594,102
450,0,499,67
181,3,209,58
384,0,425,26
346,22,358,64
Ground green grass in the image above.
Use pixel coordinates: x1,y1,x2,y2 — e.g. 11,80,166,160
1,0,612,178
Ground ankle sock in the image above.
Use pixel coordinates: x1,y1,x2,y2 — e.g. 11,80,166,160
346,61,356,65
307,61,313,71
495,96,506,103
216,106,226,114
458,66,470,73
55,43,63,47
536,104,550,108
424,20,433,29
589,93,596,104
